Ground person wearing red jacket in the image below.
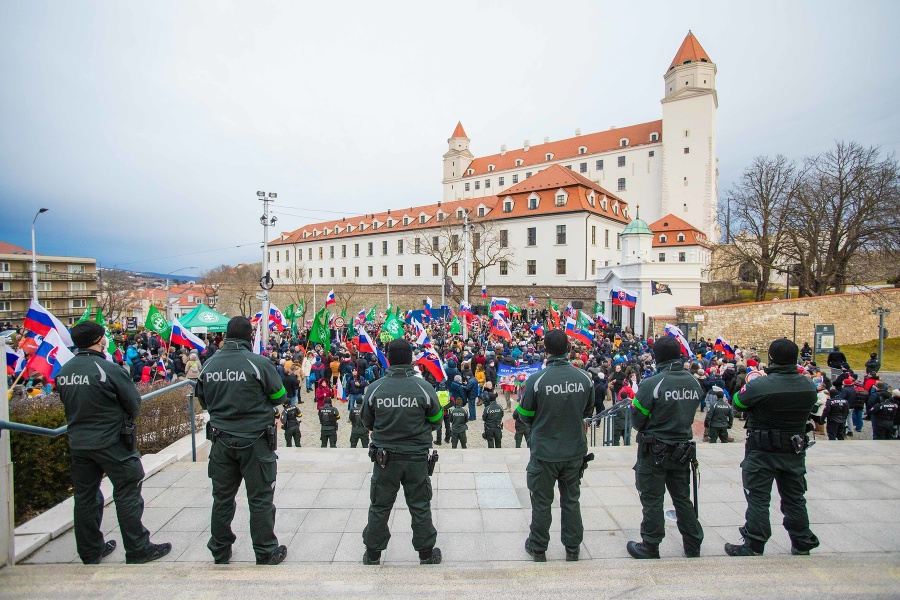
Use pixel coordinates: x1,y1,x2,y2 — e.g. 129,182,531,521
315,378,335,410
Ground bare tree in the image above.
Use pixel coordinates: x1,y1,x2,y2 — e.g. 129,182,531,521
97,269,137,321
280,260,311,318
467,220,517,291
785,142,900,296
719,155,797,301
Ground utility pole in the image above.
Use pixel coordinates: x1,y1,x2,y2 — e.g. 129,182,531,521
782,311,809,345
462,210,470,340
872,306,891,365
257,191,277,350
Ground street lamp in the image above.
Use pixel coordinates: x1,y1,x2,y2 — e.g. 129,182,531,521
31,208,49,302
872,306,891,367
258,191,277,349
165,267,196,320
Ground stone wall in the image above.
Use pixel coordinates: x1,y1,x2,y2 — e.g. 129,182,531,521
674,288,900,350
215,283,597,319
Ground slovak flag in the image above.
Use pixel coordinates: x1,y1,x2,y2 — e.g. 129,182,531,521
24,300,74,348
424,297,433,321
325,289,336,307
565,303,575,318
528,296,536,307
714,336,736,360
253,321,264,355
357,309,366,323
26,329,73,381
416,348,447,382
459,302,472,315
412,318,432,348
490,297,509,316
156,357,168,379
490,313,513,340
6,344,25,376
357,326,389,368
170,318,206,351
665,323,693,357
530,323,544,337
611,286,638,309
565,317,594,345
597,314,610,328
481,285,487,299
269,304,289,331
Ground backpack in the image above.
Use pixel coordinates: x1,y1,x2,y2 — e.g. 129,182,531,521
365,365,375,382
852,386,868,409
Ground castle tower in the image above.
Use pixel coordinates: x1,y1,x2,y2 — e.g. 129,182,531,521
619,206,654,263
443,122,474,201
661,32,719,241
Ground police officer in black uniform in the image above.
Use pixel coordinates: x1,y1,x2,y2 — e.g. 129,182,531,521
449,398,469,448
57,321,171,564
518,329,594,562
726,338,820,556
348,404,370,448
360,339,443,565
482,391,505,448
196,316,287,565
280,402,302,447
318,398,340,447
704,387,733,443
627,336,704,559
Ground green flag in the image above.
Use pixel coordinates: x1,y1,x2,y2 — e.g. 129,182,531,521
508,304,521,314
380,311,405,340
284,303,296,322
75,300,93,325
308,307,331,349
94,307,117,355
394,304,402,319
593,301,602,315
450,317,462,334
576,311,593,330
548,298,560,312
145,304,172,341
366,304,376,322
340,307,347,322
297,299,305,318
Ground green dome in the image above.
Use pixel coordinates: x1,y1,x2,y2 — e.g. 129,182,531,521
621,218,652,236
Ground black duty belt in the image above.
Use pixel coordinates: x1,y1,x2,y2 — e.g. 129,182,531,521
746,429,809,454
388,453,428,462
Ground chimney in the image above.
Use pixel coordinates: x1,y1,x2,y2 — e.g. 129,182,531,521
437,201,442,207
575,128,581,136
500,144,507,156
524,140,530,151
609,125,616,130
543,136,549,144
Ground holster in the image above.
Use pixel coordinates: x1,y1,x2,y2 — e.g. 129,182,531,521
205,422,219,442
671,441,696,464
266,425,277,451
376,449,388,469
427,450,439,476
120,424,137,452
579,453,595,480
368,444,377,463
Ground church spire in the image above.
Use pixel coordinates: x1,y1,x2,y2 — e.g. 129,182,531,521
667,31,712,73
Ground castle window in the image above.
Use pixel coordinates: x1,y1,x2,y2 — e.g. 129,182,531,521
387,219,393,228
485,179,490,188
474,181,480,190
620,138,629,147
499,176,504,186
503,201,513,213
650,132,659,142
457,209,464,219
465,183,470,191
684,147,690,154
649,151,655,157
659,235,667,243
677,234,685,242
566,165,572,170
403,217,409,226
420,215,426,224
596,159,604,170
525,172,532,179
555,194,567,207
618,156,625,167
617,178,626,191
468,168,475,175
659,253,666,262
512,174,518,184
578,146,587,155
580,162,587,173
515,159,524,166
545,153,553,161
478,207,485,217
488,164,495,172
679,252,686,262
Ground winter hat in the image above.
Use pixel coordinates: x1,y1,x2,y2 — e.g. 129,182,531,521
767,338,798,366
71,321,106,349
225,316,253,342
843,378,854,385
651,336,682,363
747,358,759,368
386,339,412,365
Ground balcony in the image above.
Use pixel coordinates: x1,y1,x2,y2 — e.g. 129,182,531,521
0,290,98,301
0,271,97,282
0,308,87,322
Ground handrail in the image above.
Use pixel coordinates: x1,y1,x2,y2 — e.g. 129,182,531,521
0,379,197,439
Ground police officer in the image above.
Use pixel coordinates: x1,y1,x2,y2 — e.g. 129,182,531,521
280,402,302,447
821,387,849,440
360,339,443,565
627,336,704,559
196,316,287,565
57,321,171,564
704,386,733,443
869,390,899,440
318,397,340,447
449,398,469,448
518,329,594,562
348,404,369,448
725,338,820,557
512,407,531,448
482,389,505,448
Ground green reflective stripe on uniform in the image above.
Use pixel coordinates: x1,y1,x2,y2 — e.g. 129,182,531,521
269,386,286,400
516,405,535,417
427,410,444,423
632,397,650,416
733,395,748,410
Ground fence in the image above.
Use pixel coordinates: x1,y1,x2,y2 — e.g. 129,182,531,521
587,401,633,447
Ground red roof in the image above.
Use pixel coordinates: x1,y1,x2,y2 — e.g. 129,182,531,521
451,121,468,139
463,120,661,178
274,165,630,247
668,32,711,72
648,214,710,248
0,241,35,256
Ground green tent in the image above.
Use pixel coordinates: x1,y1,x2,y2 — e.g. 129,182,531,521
177,304,231,333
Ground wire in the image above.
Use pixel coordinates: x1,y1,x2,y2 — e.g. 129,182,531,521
275,205,360,216
115,242,261,267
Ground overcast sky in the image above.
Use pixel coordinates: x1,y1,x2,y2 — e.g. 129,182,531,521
1,0,897,278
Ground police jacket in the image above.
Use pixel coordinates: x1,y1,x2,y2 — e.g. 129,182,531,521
449,406,469,433
822,396,849,424
868,392,898,428
631,359,702,444
318,403,340,432
360,364,442,454
827,351,847,368
57,349,142,451
512,409,530,433
196,339,286,436
704,398,734,429
281,405,301,427
483,400,504,430
518,355,593,462
735,363,817,435
349,406,368,435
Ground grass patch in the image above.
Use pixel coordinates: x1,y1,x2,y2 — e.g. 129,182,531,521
813,337,899,372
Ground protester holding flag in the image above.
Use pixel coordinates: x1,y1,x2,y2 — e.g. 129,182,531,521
56,321,172,564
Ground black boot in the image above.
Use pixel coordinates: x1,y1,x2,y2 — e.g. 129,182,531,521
565,546,580,561
363,547,381,565
724,542,762,556
626,540,660,559
525,539,546,562
419,547,442,564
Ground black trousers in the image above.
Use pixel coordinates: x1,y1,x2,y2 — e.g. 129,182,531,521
321,431,337,447
70,442,152,563
350,431,370,448
634,451,703,552
284,426,301,447
826,421,845,440
708,427,729,443
363,459,436,552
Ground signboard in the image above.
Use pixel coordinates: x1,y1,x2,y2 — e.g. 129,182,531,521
814,324,835,355
126,317,138,330
190,326,208,335
334,316,346,328
255,292,268,301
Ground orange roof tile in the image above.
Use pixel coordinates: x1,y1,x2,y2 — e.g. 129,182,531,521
649,213,710,248
668,32,711,72
451,121,468,139
0,241,35,256
463,120,661,178
273,165,631,247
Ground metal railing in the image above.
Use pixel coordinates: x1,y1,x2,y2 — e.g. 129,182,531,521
0,272,97,282
0,379,200,462
586,400,633,447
